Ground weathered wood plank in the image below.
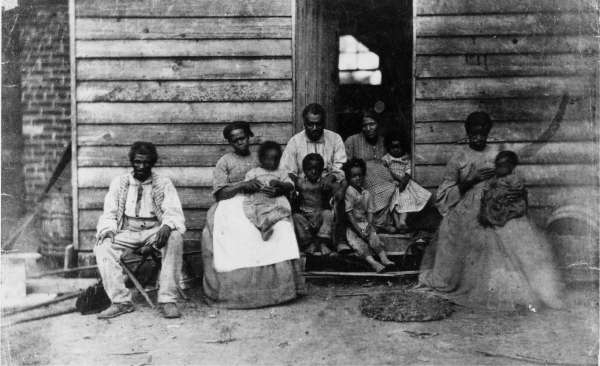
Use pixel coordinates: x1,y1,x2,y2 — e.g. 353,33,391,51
414,120,598,143
415,164,599,187
76,0,292,17
416,35,599,55
78,229,203,251
76,39,292,58
78,145,271,167
416,76,593,99
527,186,600,208
415,97,594,122
77,80,292,102
417,0,597,15
78,102,292,124
78,167,213,187
75,18,292,40
78,123,292,146
422,185,599,208
416,14,597,37
416,54,596,78
78,187,214,209
77,59,292,81
414,142,598,165
79,209,206,230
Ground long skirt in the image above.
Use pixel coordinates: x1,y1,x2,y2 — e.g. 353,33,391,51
202,204,306,309
419,190,564,311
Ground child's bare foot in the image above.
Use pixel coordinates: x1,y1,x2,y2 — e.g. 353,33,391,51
383,225,398,234
366,256,386,273
377,251,396,267
319,242,332,256
261,228,274,241
381,258,396,267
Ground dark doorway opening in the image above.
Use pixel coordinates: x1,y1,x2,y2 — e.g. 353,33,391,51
294,0,413,140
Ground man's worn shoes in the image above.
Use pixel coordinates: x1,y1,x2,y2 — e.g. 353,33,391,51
159,303,181,318
97,302,134,319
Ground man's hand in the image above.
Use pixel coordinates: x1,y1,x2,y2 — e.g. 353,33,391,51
261,185,279,198
155,225,172,249
470,168,495,183
97,231,115,245
322,174,337,187
242,178,262,193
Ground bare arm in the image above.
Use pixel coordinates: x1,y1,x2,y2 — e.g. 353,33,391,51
214,180,260,201
390,171,411,191
347,213,369,241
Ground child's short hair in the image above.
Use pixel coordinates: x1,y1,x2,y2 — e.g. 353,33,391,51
342,158,366,178
258,140,282,161
495,150,519,166
302,153,325,172
383,130,411,154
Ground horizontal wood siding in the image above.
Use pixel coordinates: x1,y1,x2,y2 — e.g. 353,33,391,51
74,0,293,250
413,0,600,227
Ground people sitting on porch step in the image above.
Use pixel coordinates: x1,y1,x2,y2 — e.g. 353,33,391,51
345,110,440,233
281,103,351,253
291,153,336,256
242,141,294,241
381,132,432,232
343,158,396,273
94,141,185,319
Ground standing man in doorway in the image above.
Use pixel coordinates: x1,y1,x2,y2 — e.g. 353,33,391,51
281,103,350,253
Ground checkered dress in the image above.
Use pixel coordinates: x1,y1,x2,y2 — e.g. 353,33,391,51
383,154,431,213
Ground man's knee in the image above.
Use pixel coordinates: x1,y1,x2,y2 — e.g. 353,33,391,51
93,238,112,257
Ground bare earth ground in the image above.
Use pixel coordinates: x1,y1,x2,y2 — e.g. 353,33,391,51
2,279,598,366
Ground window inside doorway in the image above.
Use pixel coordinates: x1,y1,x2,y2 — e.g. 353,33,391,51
338,35,382,85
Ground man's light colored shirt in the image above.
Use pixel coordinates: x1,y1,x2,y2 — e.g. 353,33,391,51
281,129,347,181
96,173,186,236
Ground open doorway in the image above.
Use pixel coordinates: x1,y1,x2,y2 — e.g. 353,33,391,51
294,0,413,140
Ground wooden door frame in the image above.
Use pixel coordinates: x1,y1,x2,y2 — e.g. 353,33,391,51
291,0,417,176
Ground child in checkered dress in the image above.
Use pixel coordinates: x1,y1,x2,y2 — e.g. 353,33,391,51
382,134,432,231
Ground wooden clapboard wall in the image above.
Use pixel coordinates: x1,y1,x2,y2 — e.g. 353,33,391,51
72,0,293,250
413,0,599,225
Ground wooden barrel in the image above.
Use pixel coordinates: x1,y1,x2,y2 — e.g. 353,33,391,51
546,204,599,283
40,191,73,257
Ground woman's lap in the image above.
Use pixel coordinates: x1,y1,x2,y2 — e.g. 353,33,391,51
202,203,306,309
420,200,564,311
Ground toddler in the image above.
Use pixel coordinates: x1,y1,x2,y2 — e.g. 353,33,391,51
343,158,395,272
479,150,527,227
243,141,294,240
382,134,431,231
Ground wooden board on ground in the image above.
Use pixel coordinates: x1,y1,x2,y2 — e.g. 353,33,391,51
303,270,420,278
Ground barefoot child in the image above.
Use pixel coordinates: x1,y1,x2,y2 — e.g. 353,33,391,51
343,158,395,272
478,150,527,227
243,141,294,240
291,153,335,255
382,133,432,231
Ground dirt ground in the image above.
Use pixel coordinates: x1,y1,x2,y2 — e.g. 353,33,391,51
2,278,598,366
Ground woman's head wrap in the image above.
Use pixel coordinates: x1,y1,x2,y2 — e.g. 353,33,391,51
222,121,254,141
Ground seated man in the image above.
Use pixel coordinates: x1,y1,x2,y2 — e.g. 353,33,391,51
94,141,186,319
281,103,350,253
